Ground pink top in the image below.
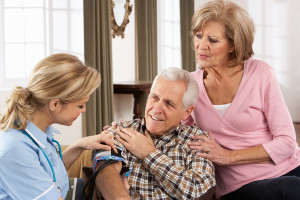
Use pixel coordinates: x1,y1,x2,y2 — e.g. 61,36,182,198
182,58,300,198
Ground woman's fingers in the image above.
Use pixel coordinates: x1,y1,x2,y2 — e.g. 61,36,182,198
190,145,210,152
191,134,209,141
99,134,117,153
188,140,206,146
103,125,111,130
196,152,210,159
96,143,112,151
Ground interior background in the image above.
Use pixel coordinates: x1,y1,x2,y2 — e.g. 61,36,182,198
0,0,299,144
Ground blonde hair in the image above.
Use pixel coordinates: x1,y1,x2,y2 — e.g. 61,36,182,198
192,0,255,66
0,53,101,131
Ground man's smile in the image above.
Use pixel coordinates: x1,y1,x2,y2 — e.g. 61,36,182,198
150,115,163,121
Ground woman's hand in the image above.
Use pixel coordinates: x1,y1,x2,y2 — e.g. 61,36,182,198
78,131,117,153
189,131,272,165
103,118,123,131
188,131,232,165
63,131,117,170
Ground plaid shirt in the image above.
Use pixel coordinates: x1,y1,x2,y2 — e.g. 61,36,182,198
116,118,216,200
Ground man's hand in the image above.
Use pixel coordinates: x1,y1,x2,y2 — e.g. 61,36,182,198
115,127,156,159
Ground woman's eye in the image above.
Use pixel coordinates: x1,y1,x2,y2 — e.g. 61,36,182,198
209,37,218,43
79,105,84,109
195,34,202,39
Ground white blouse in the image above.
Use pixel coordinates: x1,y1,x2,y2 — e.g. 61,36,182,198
213,103,231,117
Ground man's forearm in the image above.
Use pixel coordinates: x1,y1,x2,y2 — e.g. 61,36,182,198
143,150,215,199
95,162,131,200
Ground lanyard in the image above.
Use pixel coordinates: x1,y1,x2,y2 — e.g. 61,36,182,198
21,129,63,183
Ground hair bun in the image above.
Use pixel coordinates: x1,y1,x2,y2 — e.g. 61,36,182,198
23,87,31,98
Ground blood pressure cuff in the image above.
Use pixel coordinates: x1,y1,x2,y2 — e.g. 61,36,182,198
91,146,132,178
83,145,132,200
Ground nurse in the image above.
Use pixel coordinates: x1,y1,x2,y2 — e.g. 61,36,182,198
0,53,117,200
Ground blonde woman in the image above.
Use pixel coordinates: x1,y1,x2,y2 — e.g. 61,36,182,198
0,53,117,200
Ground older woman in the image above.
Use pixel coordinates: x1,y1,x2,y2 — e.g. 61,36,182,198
182,0,300,199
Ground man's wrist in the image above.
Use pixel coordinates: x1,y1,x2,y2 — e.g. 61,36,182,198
142,148,157,160
143,149,160,166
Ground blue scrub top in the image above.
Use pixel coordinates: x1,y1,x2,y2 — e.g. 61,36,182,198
0,121,69,200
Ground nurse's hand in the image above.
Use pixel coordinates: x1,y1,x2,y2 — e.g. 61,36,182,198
79,131,118,153
103,118,123,131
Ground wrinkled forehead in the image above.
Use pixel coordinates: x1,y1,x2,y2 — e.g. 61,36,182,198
149,78,186,105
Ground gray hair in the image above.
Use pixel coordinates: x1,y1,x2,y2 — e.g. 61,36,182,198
152,68,199,108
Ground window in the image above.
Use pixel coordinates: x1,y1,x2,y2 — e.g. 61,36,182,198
157,0,181,73
246,0,288,82
0,0,84,90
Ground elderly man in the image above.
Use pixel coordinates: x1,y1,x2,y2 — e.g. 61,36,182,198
92,68,216,200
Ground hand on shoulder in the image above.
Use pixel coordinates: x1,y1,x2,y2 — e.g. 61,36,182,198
75,131,117,153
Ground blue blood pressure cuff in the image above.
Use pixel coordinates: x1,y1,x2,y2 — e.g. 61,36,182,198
92,126,133,180
92,144,132,179
84,139,132,200
92,146,125,171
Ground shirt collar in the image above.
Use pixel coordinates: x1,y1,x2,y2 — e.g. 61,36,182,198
141,118,181,138
25,120,61,148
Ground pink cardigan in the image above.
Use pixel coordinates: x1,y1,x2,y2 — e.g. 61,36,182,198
182,58,300,198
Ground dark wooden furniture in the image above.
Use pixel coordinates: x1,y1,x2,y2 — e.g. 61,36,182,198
113,80,153,119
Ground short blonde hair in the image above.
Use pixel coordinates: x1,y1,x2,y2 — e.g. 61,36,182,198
192,0,255,66
0,53,101,131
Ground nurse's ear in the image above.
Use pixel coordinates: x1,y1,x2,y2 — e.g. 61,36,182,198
48,99,61,112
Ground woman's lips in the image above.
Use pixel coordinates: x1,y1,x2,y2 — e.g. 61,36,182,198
199,54,209,59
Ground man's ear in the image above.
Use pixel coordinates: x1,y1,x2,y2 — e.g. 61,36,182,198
48,99,61,111
182,105,194,121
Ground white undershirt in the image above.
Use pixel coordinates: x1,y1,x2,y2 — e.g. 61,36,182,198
213,103,231,117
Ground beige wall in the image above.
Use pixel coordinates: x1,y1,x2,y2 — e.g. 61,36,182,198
112,0,136,122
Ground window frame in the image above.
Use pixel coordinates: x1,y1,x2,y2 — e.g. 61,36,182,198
0,0,84,91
